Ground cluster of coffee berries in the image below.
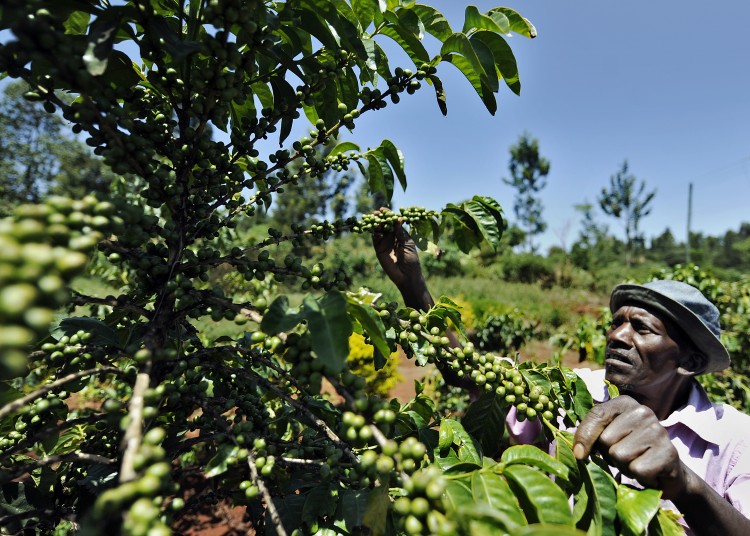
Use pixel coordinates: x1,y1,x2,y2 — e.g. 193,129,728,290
0,196,113,379
393,466,453,535
354,207,439,234
447,347,558,421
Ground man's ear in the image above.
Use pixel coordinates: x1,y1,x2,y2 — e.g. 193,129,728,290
677,351,709,377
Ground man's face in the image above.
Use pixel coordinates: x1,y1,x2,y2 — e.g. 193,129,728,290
604,304,687,395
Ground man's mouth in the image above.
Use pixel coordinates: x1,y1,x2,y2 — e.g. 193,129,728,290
605,351,632,366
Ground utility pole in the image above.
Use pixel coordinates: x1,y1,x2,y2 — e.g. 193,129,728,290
686,182,692,264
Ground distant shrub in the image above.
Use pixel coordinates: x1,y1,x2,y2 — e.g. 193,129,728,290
422,247,465,277
347,333,402,397
472,309,539,355
499,253,555,285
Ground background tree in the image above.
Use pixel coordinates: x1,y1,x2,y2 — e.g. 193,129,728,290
503,132,550,253
0,80,114,215
597,160,656,266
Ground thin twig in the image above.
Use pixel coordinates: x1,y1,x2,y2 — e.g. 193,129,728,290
0,367,122,421
1,453,115,484
245,451,287,536
119,370,151,482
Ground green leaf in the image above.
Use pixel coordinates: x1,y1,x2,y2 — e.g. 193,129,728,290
503,465,573,526
511,526,587,536
337,489,371,530
444,419,482,467
302,484,338,522
260,296,304,335
443,52,496,115
472,30,520,95
647,508,685,536
345,294,390,358
352,0,377,29
471,472,527,529
378,139,406,191
427,73,448,116
205,444,238,478
302,292,352,375
148,15,204,61
378,23,429,65
366,150,394,203
489,7,537,38
616,485,661,536
412,4,452,41
328,141,361,157
462,393,507,458
461,197,504,249
441,205,481,254
271,494,307,536
576,460,617,536
50,317,119,347
83,13,120,76
64,10,91,35
441,32,489,88
501,445,569,481
462,5,507,36
572,375,595,421
554,431,580,486
270,77,298,144
362,482,390,535
443,477,473,511
469,35,499,92
298,8,340,50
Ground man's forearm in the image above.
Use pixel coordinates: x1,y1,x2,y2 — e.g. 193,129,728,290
398,279,434,311
673,466,750,536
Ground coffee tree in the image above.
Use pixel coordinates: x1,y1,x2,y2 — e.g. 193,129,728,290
0,1,684,535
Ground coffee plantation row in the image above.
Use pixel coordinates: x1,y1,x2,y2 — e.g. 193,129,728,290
0,1,684,534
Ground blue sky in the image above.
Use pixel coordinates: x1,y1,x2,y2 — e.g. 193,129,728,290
344,1,750,252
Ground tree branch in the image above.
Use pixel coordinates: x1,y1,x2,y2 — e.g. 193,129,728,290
0,367,122,421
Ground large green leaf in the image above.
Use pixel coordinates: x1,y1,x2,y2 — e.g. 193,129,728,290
412,4,452,41
328,141,361,157
575,460,617,536
511,526,587,536
205,444,238,478
469,35,499,92
616,485,661,536
51,316,119,347
378,23,430,65
352,0,377,29
501,445,569,481
345,293,390,360
462,393,507,457
362,483,389,536
472,30,520,95
444,477,473,511
64,10,91,35
427,73,448,115
489,7,537,38
462,5,507,35
260,296,304,335
647,508,686,536
302,292,351,375
302,484,338,522
300,0,368,60
441,32,490,90
366,149,394,202
503,465,574,526
461,196,504,249
378,139,406,191
471,472,527,529
336,489,371,530
270,76,298,144
443,419,482,467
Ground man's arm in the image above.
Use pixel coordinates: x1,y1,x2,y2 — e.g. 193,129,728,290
573,396,750,536
372,219,477,392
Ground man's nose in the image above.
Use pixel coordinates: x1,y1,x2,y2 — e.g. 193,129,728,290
607,323,631,347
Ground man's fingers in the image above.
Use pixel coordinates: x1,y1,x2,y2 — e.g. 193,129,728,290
573,396,639,460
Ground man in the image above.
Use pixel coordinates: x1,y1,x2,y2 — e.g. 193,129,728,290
373,222,750,536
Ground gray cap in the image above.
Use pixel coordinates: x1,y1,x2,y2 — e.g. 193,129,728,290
609,279,730,374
